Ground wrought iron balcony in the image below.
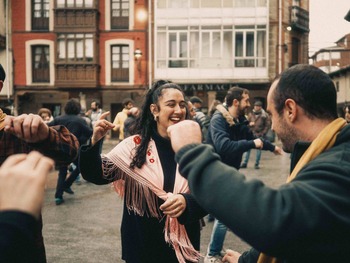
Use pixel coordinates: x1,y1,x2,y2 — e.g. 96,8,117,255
289,6,309,33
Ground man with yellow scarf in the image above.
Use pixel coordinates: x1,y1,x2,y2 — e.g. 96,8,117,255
168,64,350,263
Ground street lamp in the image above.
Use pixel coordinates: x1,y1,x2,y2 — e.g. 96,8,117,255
134,48,142,60
134,48,142,74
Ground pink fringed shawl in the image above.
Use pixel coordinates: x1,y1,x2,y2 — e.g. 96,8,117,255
103,135,201,263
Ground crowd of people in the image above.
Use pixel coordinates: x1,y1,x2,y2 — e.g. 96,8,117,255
2,62,350,263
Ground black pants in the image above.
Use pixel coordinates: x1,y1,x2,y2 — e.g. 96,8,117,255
55,158,80,198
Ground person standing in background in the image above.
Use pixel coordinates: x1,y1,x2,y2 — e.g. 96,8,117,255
240,100,271,169
86,100,103,153
48,99,92,205
38,108,54,123
123,106,139,139
112,98,134,141
86,100,103,127
190,96,210,141
187,101,196,119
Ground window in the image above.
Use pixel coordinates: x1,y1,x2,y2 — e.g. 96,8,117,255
32,0,49,31
56,0,94,8
32,45,50,83
111,45,129,82
235,26,266,67
156,25,266,69
57,34,94,62
169,32,188,68
111,0,129,29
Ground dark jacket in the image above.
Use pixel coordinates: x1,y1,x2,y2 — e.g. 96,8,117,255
49,115,92,146
246,109,271,138
193,108,210,141
176,124,350,263
206,107,275,169
79,131,206,263
0,211,38,263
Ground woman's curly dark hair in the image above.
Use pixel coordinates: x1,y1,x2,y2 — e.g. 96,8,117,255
130,80,185,169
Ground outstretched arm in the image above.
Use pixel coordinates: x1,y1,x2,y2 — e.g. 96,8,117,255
3,114,79,165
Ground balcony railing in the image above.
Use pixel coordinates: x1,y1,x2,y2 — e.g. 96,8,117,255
289,6,309,33
55,64,99,87
54,9,98,32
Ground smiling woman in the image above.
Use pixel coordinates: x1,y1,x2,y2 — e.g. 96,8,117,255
79,80,207,263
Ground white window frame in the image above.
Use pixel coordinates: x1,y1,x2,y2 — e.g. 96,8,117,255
25,39,55,85
105,39,135,85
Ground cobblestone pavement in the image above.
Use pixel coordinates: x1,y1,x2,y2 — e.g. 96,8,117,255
42,139,290,263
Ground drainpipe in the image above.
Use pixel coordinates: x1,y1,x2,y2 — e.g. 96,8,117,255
148,0,152,89
5,0,10,99
278,0,282,74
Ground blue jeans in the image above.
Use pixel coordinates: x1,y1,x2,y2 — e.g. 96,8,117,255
242,149,262,166
208,219,227,256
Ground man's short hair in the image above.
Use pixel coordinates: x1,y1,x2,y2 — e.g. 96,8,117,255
225,86,249,107
0,64,6,81
254,101,263,106
65,99,81,115
122,98,134,107
190,96,203,104
273,64,338,120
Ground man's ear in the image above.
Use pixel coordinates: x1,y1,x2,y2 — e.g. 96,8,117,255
233,99,239,107
284,99,297,122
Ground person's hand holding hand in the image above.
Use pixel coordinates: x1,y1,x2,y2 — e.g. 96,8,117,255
0,152,54,219
222,249,241,263
274,145,283,155
4,114,50,143
91,111,115,145
253,138,263,149
159,194,186,218
167,120,202,153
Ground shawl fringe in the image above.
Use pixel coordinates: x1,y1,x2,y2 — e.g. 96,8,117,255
103,157,161,218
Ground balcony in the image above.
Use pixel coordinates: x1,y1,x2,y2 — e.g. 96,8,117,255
54,9,99,32
55,64,99,88
289,6,309,33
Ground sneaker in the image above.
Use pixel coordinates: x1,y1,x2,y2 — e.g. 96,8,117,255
207,214,215,222
74,174,82,185
240,163,247,169
204,255,223,263
55,197,64,206
64,187,74,194
254,165,260,169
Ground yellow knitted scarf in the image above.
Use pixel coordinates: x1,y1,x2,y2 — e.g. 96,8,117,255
0,109,6,131
257,118,347,263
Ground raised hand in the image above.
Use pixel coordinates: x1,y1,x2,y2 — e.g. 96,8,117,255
91,111,115,145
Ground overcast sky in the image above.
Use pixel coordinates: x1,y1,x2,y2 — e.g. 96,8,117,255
309,0,350,56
